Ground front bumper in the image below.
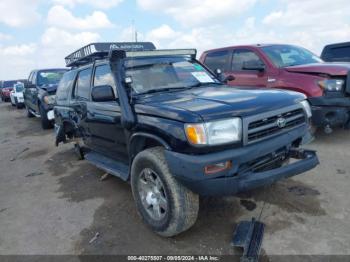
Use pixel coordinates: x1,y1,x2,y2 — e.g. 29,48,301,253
165,125,319,196
309,96,350,128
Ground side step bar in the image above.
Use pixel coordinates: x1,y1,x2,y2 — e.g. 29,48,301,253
84,151,129,181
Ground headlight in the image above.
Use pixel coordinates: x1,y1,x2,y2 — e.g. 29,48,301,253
300,100,312,118
185,118,242,146
43,95,56,105
318,79,344,91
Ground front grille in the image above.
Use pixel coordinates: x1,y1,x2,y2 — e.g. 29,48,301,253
247,108,305,144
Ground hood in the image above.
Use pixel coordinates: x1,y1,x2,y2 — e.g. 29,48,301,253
135,86,305,122
39,83,58,93
285,63,350,76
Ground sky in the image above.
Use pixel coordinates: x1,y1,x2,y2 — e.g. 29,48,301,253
0,0,349,80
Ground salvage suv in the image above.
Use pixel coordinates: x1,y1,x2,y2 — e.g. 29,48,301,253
200,44,350,133
24,68,67,129
54,42,319,237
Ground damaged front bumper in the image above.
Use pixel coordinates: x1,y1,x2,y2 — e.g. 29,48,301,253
165,126,319,196
309,96,350,128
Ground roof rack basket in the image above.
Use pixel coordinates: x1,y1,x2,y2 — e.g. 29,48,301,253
65,42,156,67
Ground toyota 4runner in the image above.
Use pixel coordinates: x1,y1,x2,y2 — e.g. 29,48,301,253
54,42,319,237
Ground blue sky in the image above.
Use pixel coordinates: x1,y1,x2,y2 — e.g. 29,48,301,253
0,0,349,80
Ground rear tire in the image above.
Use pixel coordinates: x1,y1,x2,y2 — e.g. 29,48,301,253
131,147,199,237
39,104,53,129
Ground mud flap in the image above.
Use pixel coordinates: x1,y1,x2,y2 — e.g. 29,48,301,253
232,218,265,262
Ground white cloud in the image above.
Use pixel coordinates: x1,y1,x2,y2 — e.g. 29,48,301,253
137,0,257,26
0,44,37,80
262,11,282,25
0,44,37,56
261,0,350,53
47,5,114,30
40,27,101,66
0,28,101,79
41,27,100,47
53,0,124,9
0,33,12,41
0,0,40,27
147,24,180,40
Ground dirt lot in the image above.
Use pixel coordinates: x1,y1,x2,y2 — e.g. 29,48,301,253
0,102,350,257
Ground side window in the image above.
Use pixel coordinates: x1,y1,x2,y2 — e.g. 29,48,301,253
328,46,350,61
74,68,92,100
56,71,77,101
204,50,231,72
93,65,117,97
231,49,264,71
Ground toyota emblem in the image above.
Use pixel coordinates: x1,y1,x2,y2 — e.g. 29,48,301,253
276,117,287,128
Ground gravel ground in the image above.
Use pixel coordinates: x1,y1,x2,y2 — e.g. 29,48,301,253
0,102,349,258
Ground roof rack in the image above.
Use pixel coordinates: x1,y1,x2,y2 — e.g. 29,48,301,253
65,42,156,67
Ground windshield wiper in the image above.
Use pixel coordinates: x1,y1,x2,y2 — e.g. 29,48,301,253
136,86,188,95
186,82,223,88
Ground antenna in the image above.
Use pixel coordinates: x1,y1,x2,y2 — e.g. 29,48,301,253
131,19,138,42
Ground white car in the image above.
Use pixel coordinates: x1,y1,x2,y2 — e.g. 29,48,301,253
10,82,25,109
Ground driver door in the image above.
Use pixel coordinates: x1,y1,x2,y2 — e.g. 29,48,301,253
87,64,128,164
227,49,268,87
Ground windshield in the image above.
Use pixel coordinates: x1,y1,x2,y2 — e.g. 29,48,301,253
15,83,24,92
125,58,220,94
37,70,66,86
261,45,323,67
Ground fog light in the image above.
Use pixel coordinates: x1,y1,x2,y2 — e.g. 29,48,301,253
204,161,232,175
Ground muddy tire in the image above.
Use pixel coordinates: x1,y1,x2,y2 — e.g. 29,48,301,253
131,147,199,237
39,104,53,129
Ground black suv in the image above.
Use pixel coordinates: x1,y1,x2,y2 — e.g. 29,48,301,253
24,68,68,129
54,42,319,236
321,42,350,62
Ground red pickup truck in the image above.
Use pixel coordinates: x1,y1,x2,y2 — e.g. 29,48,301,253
200,44,350,133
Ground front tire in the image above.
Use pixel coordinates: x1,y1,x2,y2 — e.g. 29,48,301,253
131,147,199,237
39,103,53,129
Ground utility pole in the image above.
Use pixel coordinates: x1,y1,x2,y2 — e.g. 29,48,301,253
131,19,138,42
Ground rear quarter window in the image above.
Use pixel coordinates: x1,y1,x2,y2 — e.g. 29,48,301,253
56,71,77,101
74,68,92,100
323,46,350,62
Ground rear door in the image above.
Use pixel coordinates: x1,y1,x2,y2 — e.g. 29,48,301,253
86,64,128,163
228,48,268,87
70,67,93,148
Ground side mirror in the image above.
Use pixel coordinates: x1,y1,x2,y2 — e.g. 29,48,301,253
242,61,265,72
214,68,235,83
91,85,115,102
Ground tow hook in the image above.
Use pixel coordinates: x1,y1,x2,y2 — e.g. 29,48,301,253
324,125,333,134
